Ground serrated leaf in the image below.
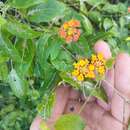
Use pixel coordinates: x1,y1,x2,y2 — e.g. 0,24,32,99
28,0,66,23
55,114,85,130
8,69,28,98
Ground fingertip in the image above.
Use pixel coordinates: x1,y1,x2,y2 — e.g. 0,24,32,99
94,40,111,59
116,53,130,63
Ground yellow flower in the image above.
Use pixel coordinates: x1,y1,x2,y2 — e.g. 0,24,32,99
97,53,104,60
87,71,95,78
91,54,97,62
72,70,79,76
88,64,95,71
97,66,105,75
77,74,84,81
78,59,86,67
63,22,69,29
73,62,80,69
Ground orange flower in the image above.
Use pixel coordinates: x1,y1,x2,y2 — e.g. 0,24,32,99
59,19,81,43
128,7,130,13
59,28,67,38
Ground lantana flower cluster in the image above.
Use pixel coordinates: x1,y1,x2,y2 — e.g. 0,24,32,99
59,19,81,43
72,53,106,81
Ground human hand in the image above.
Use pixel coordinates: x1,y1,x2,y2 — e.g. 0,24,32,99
30,41,130,130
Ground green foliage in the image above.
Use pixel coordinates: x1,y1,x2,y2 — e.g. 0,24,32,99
28,0,66,23
0,0,129,129
8,69,28,98
54,114,85,130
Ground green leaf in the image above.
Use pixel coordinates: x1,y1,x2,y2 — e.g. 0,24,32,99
49,38,63,60
51,49,73,72
82,16,93,36
88,11,102,23
51,60,73,72
55,114,85,130
5,21,41,39
106,58,114,69
0,16,6,27
15,39,35,77
91,87,108,102
85,0,106,6
36,34,51,65
8,69,28,98
103,18,113,31
28,0,66,23
0,33,21,62
102,3,127,14
82,81,108,102
59,72,80,89
0,63,8,81
9,0,45,8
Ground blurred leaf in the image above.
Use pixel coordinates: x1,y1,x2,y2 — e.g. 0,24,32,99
0,16,6,27
28,0,66,23
9,0,45,8
5,21,41,39
102,3,127,14
55,114,85,130
82,16,93,36
85,0,106,6
88,11,102,23
103,18,113,31
0,63,8,81
8,69,28,98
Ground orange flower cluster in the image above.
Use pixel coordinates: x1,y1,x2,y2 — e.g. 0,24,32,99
72,53,106,81
59,19,81,43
